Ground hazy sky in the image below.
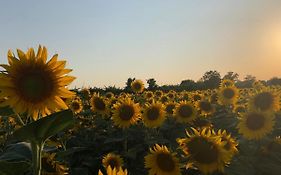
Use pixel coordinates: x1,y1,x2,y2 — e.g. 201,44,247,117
1,0,281,88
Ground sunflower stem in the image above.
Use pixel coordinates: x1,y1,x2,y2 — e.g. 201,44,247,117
123,129,128,153
15,113,25,126
31,142,43,175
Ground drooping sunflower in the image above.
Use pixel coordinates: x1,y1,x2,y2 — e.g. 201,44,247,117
0,46,75,120
196,99,215,116
174,101,197,123
248,89,280,112
102,153,124,171
218,86,239,105
142,101,166,128
177,128,229,174
112,98,141,128
145,144,181,175
98,166,128,175
90,93,109,116
237,111,275,140
131,79,144,93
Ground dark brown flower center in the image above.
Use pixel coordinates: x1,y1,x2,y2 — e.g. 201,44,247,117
119,104,135,120
199,101,212,112
15,66,55,103
156,153,175,172
193,95,201,101
93,97,106,110
178,105,193,118
222,88,235,99
246,112,265,130
187,137,219,164
132,82,142,91
71,101,81,110
253,92,274,111
147,106,160,120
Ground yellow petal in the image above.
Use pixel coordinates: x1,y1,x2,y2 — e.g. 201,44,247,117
57,76,76,86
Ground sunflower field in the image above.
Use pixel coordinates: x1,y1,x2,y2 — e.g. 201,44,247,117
0,46,281,175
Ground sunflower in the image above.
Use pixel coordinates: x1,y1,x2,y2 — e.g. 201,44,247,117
80,88,91,100
165,102,176,116
98,166,128,175
196,99,215,116
167,90,176,100
180,91,189,101
42,152,68,174
105,92,115,99
215,129,238,162
144,91,154,99
218,86,239,105
160,95,169,104
145,144,181,175
237,111,275,140
220,79,234,88
142,101,166,128
177,128,229,174
154,90,163,98
0,46,75,120
174,101,197,123
102,153,124,170
131,79,144,93
69,98,83,114
191,92,202,102
112,98,141,128
248,89,280,112
90,93,109,116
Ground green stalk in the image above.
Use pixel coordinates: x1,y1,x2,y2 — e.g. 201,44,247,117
31,142,43,175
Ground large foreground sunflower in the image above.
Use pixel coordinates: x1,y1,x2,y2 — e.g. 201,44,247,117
112,98,141,128
0,46,75,120
237,111,275,140
145,144,181,175
177,128,229,174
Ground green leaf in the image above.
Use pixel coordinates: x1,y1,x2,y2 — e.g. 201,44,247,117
0,161,30,175
0,106,14,116
13,110,74,144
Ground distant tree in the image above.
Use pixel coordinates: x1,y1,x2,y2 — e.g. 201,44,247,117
124,77,135,92
201,70,221,89
267,77,281,86
147,78,158,90
236,75,256,88
180,79,197,91
223,71,239,82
